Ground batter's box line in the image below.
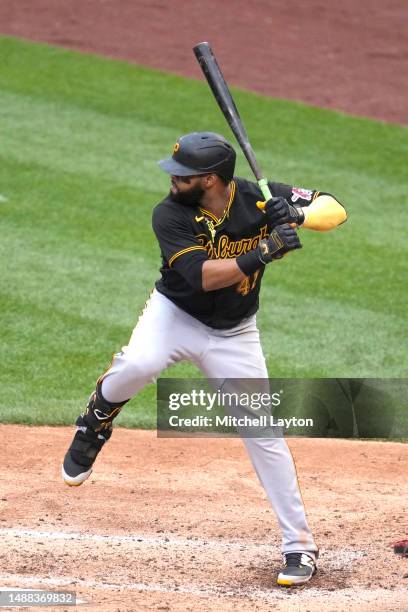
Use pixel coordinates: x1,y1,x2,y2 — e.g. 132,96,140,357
0,527,363,565
0,573,290,603
0,573,403,605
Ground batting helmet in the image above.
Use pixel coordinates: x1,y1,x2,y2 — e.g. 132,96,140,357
158,132,236,181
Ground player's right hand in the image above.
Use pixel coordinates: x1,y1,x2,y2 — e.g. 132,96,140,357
257,224,302,263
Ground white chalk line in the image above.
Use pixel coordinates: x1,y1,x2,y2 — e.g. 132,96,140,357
0,527,364,569
0,574,245,600
0,527,257,550
0,194,8,203
5,528,398,604
0,574,404,606
0,527,361,563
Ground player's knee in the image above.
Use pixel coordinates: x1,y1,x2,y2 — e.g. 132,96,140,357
124,352,166,382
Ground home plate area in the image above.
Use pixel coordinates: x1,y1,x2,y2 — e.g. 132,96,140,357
0,427,406,610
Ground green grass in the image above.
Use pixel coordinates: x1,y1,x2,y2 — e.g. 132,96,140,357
0,36,407,429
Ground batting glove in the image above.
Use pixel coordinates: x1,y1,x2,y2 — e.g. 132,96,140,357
262,196,305,227
236,224,302,275
258,224,302,263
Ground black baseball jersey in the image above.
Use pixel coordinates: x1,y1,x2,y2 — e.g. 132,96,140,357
152,177,320,329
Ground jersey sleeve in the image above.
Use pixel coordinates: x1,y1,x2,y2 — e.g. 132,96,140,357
268,181,319,207
152,204,208,291
268,181,345,212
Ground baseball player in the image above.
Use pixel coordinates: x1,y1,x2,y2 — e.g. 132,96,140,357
62,132,347,586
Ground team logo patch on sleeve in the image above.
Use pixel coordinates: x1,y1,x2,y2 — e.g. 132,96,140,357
291,187,313,203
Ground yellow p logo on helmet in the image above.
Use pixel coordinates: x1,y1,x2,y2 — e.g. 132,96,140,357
173,142,180,154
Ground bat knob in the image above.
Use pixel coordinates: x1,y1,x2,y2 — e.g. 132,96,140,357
256,201,266,211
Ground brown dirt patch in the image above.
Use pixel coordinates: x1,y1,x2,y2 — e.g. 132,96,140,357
0,0,407,124
0,425,407,611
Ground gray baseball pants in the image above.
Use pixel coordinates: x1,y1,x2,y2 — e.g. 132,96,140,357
101,289,318,558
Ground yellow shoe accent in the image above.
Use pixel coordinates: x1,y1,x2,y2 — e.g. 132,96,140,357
277,578,293,586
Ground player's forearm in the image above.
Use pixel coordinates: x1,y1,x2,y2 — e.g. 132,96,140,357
301,195,347,231
201,258,246,292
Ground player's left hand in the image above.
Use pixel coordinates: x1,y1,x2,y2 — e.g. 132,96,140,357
259,197,305,227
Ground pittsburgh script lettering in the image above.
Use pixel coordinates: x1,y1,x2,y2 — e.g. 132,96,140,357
197,225,268,259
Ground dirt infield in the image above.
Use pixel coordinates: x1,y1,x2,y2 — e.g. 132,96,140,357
0,0,407,124
0,425,407,611
0,3,407,610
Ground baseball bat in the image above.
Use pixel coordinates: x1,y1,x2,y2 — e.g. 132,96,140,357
193,41,272,201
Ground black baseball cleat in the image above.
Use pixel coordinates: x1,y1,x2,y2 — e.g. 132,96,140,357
277,552,317,587
61,414,112,487
62,383,128,487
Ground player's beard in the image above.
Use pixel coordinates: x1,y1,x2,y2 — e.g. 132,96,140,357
169,183,205,207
